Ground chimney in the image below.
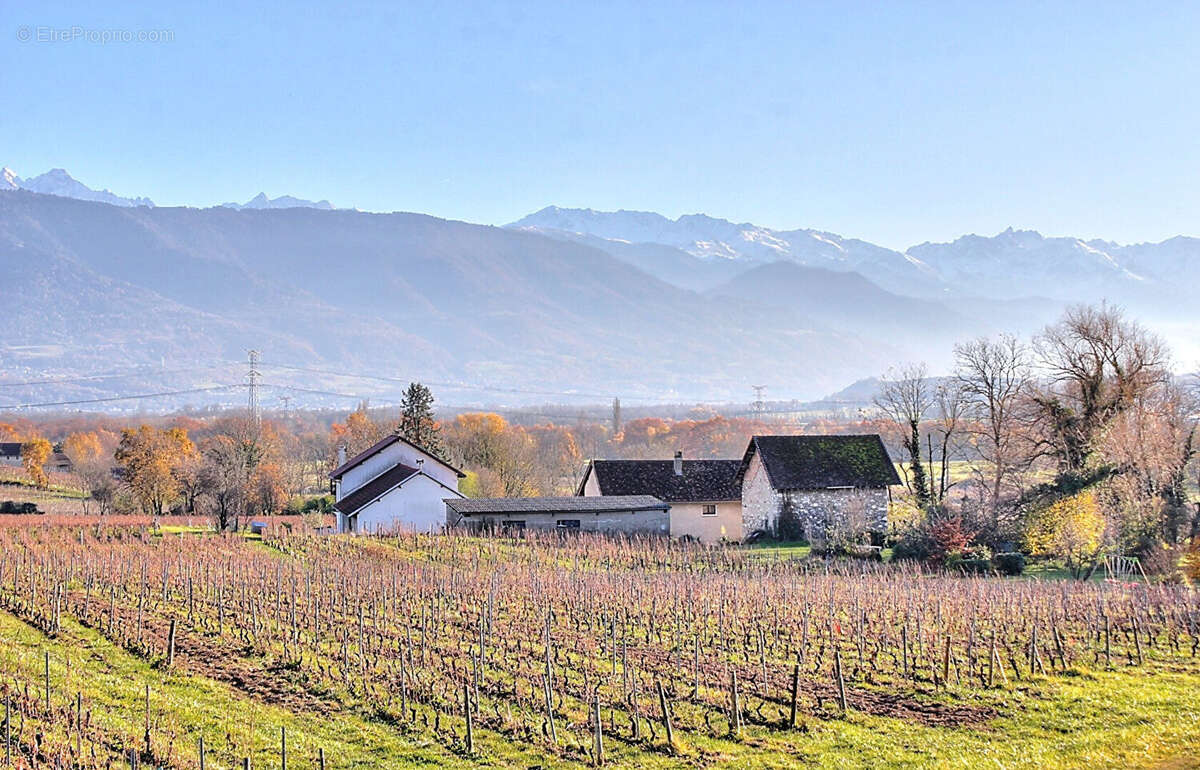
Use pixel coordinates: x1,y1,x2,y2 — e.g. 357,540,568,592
337,445,347,466
673,450,683,476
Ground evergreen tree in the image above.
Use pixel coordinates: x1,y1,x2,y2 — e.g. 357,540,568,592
399,382,443,455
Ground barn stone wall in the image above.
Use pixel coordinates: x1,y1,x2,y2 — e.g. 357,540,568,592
739,452,888,544
781,488,888,547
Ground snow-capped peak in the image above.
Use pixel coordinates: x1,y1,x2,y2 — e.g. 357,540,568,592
0,167,20,190
221,192,335,210
7,167,154,207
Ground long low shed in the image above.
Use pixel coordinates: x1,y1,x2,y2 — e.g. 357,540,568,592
445,495,670,535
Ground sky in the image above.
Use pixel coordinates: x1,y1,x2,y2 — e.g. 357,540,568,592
1,0,1198,249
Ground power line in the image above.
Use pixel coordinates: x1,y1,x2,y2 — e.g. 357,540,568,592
258,362,662,402
0,385,242,410
0,362,237,388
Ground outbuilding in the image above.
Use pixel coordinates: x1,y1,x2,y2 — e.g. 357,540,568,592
445,495,670,536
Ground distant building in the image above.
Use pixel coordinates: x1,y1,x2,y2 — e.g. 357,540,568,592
576,454,742,543
330,434,465,533
0,442,72,473
578,435,899,545
737,435,900,545
445,495,669,535
0,443,20,467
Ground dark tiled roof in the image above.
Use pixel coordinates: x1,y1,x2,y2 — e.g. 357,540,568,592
738,435,900,490
329,433,464,479
446,495,668,515
333,463,419,515
581,459,742,502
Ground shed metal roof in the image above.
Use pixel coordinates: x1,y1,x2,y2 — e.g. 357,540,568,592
446,495,668,516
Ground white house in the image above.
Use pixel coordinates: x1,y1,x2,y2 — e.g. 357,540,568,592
330,434,465,533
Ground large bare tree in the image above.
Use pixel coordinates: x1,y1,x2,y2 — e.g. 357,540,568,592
954,334,1032,530
1032,303,1170,474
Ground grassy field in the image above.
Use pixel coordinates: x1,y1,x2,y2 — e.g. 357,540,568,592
0,528,1196,769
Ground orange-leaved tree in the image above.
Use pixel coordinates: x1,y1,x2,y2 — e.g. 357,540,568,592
115,426,196,516
20,438,53,488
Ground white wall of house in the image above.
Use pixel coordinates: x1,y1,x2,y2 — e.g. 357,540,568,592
669,501,743,543
338,440,458,501
582,465,743,543
343,473,463,534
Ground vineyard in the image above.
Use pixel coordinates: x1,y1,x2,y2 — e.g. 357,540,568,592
0,526,1198,768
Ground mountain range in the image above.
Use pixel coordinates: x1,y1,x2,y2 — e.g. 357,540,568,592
1,171,1197,409
1,167,335,211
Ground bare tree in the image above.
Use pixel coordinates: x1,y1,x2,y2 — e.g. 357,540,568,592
929,380,967,509
954,334,1032,530
874,363,932,509
1032,303,1170,474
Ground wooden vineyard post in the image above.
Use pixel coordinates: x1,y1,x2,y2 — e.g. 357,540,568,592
1104,616,1112,668
788,663,800,728
730,671,741,736
543,675,557,744
319,747,326,770
834,648,848,715
464,683,474,755
942,634,952,688
44,651,50,713
75,691,82,759
199,735,206,770
243,758,251,770
167,619,177,668
593,693,603,767
987,633,996,688
281,726,287,770
144,683,151,756
5,692,10,768
656,680,674,750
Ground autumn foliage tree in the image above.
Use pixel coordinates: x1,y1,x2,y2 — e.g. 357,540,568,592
63,431,118,514
114,426,196,516
1024,491,1107,579
20,438,52,488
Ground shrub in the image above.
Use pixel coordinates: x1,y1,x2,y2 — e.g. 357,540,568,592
993,552,1026,576
818,543,882,561
962,544,993,561
0,501,39,514
302,495,334,514
890,528,933,562
929,517,971,564
1180,541,1200,583
959,558,992,575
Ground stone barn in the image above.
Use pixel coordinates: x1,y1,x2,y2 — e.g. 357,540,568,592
736,435,900,546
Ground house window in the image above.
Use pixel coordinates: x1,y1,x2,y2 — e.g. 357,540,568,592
702,504,717,516
500,520,525,532
556,519,581,529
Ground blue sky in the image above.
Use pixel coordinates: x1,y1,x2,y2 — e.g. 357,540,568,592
1,1,1197,249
